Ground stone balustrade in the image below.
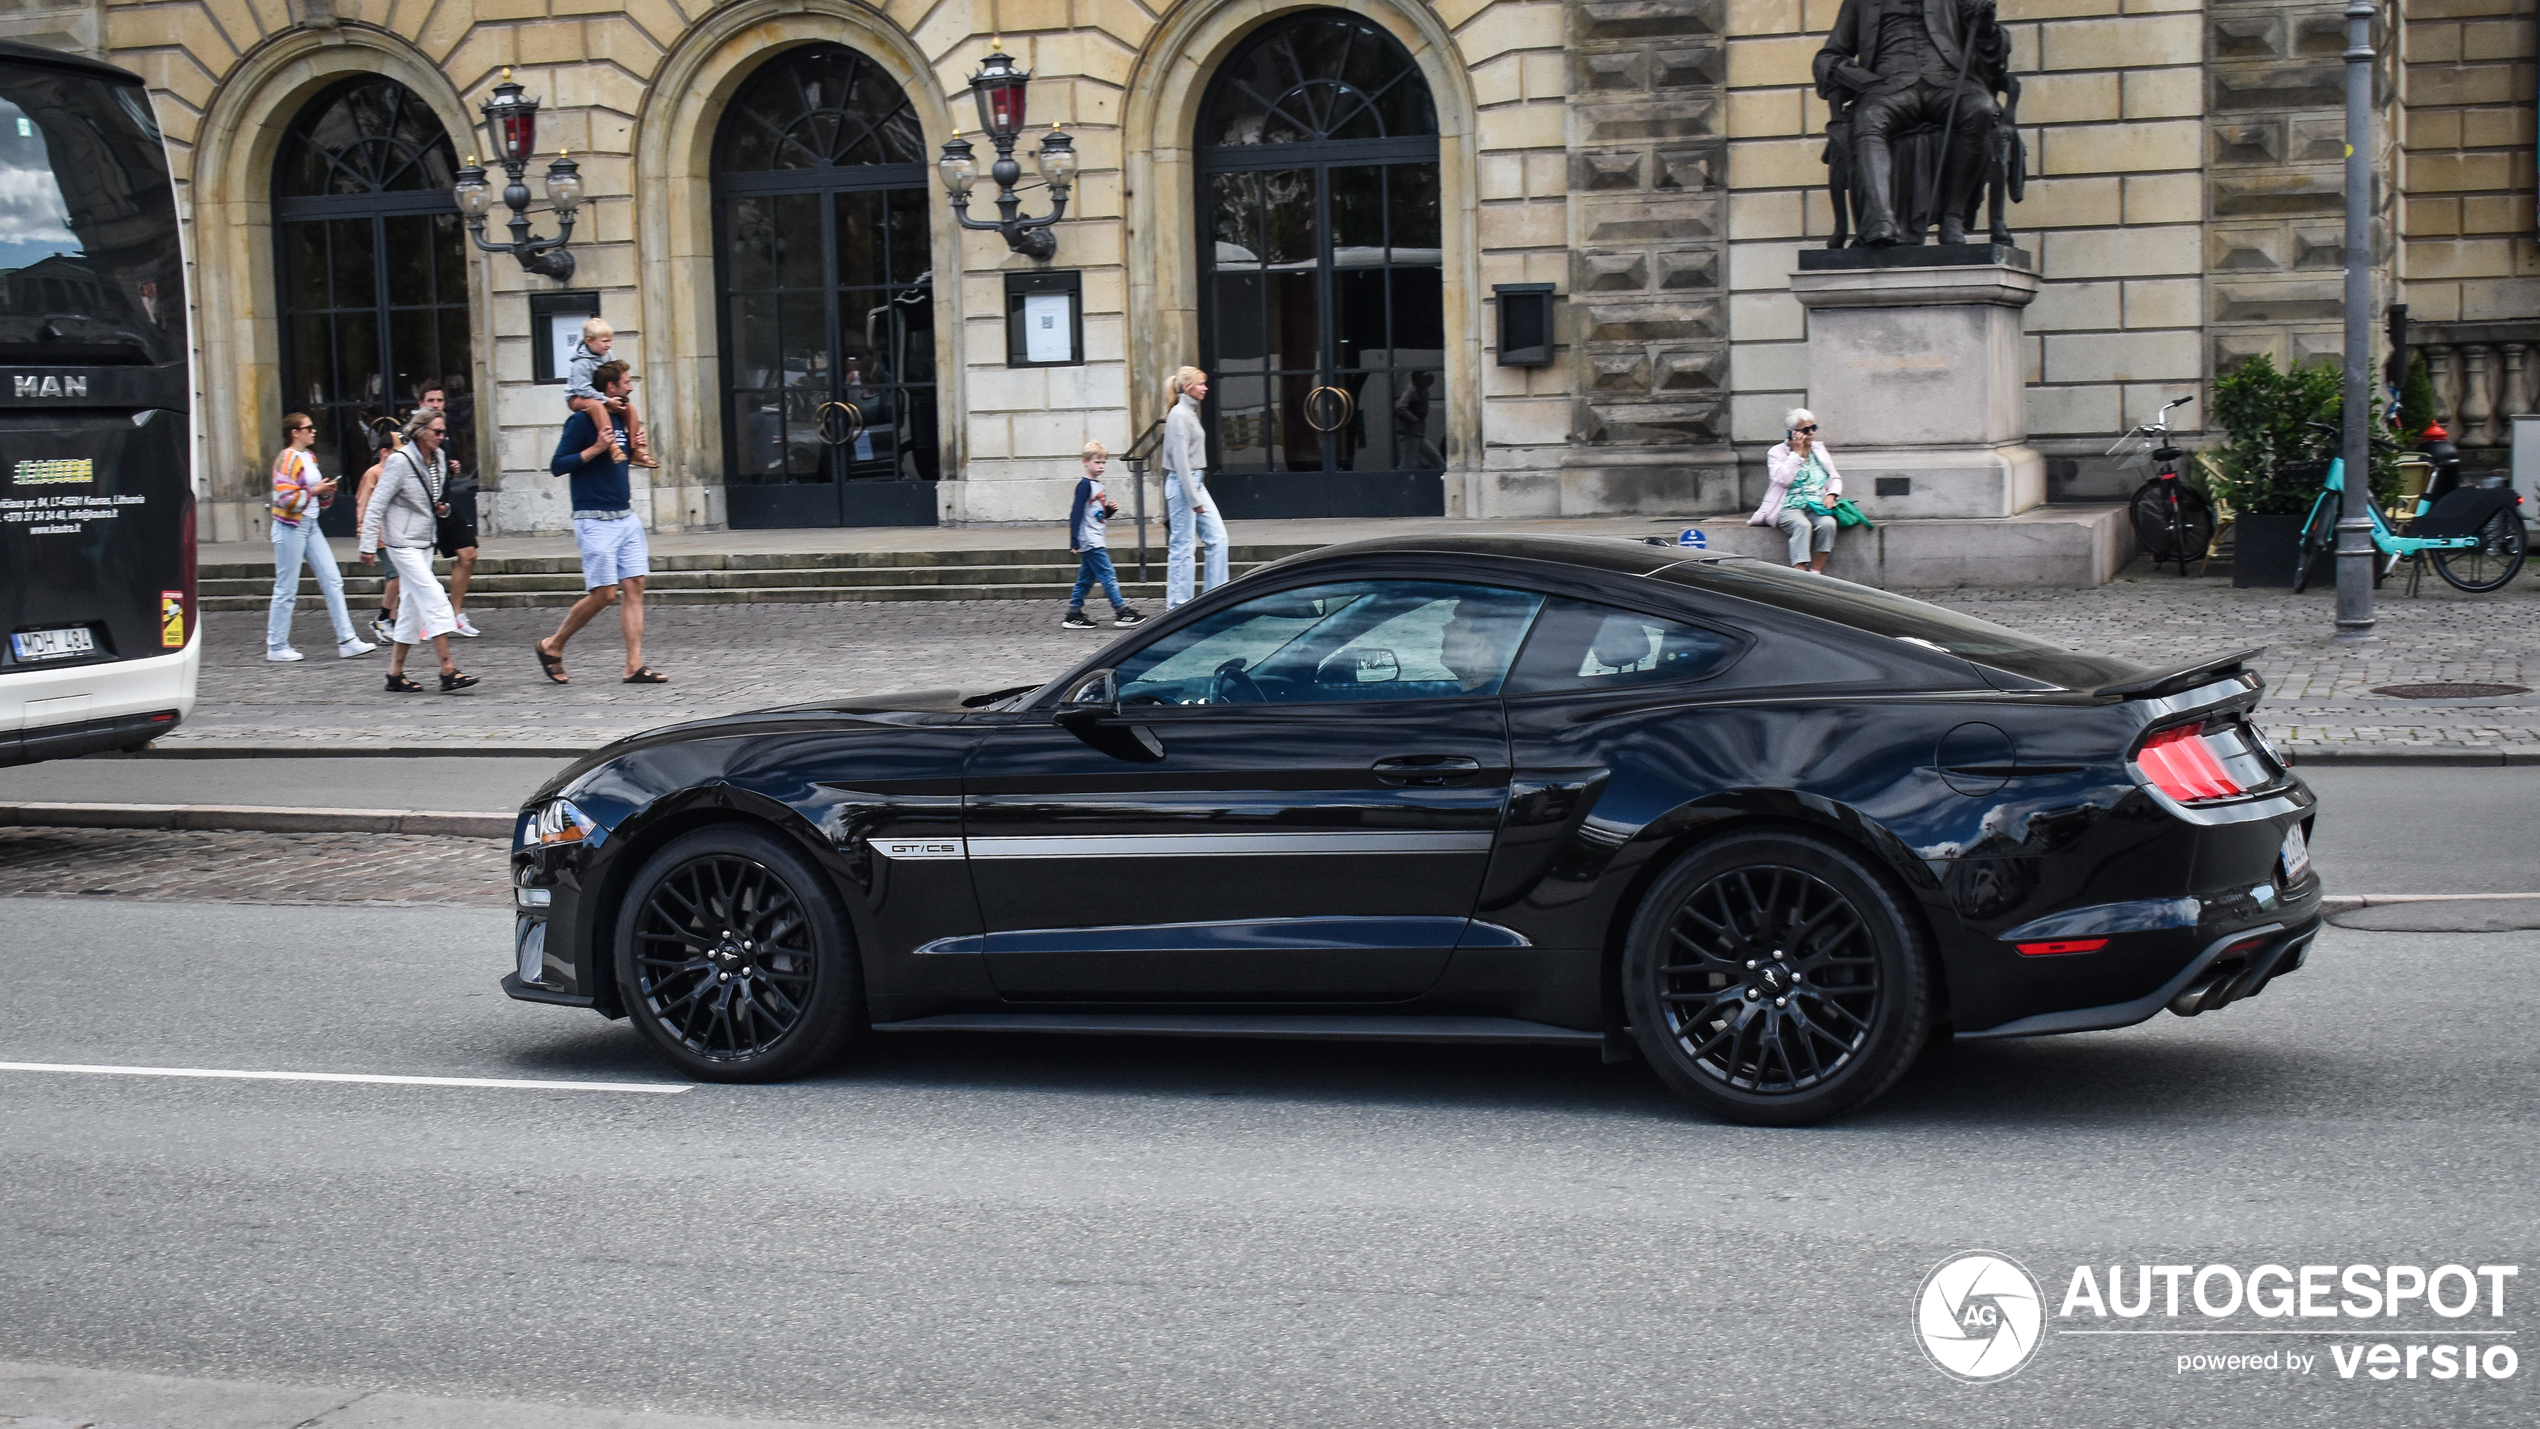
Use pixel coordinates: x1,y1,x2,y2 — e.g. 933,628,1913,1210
2410,321,2540,449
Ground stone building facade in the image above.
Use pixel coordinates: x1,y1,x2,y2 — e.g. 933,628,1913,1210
13,0,2536,540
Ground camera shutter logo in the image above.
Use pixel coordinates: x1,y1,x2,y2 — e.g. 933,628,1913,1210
1915,1251,2044,1382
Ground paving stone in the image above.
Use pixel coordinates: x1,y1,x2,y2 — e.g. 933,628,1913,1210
162,562,2540,756
0,829,509,908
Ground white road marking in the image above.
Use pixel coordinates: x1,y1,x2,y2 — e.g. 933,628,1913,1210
0,1061,692,1094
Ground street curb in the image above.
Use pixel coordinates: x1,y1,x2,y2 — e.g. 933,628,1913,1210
2285,749,2540,766
2319,892,2540,910
0,802,511,839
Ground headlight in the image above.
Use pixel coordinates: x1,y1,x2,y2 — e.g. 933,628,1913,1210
519,797,598,850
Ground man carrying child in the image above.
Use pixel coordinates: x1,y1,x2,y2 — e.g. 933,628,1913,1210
1061,440,1145,629
565,317,656,468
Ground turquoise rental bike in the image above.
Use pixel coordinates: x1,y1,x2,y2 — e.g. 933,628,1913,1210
2292,423,2526,594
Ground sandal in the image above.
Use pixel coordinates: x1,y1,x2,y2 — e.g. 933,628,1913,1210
623,667,669,684
384,673,423,694
535,640,568,684
440,670,479,693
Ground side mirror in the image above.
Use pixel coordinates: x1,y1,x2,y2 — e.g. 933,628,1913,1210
1055,668,1119,729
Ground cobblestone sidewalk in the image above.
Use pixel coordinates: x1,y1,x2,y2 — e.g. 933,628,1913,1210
0,828,508,907
175,561,2540,757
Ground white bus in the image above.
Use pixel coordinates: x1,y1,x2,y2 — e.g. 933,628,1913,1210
0,42,196,766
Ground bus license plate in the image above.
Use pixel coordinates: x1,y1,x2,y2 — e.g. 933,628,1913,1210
11,626,96,662
2279,824,2311,882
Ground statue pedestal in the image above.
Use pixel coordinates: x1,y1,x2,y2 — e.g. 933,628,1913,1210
1789,255,2044,520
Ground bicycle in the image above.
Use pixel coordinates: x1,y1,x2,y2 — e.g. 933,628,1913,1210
2291,422,2527,594
2111,395,2213,575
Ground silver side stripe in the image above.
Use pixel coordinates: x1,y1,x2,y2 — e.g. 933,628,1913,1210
873,831,1492,860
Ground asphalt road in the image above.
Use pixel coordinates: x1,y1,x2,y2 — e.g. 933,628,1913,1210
0,755,558,814
1,892,2533,1429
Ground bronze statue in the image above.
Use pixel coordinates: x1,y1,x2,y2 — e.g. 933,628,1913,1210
1813,0,2015,247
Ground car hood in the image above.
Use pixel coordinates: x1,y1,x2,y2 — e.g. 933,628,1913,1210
529,686,1027,806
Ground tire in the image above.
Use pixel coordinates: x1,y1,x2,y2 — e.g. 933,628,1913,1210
1621,832,1931,1127
2129,480,2214,568
2291,505,2337,594
2431,508,2527,593
614,824,863,1082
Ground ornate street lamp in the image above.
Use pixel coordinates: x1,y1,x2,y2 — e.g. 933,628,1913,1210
936,40,1074,260
453,68,584,281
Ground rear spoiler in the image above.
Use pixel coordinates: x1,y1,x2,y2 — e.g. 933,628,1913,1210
2095,647,2266,701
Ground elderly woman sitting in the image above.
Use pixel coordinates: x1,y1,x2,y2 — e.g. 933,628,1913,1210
1750,407,1844,572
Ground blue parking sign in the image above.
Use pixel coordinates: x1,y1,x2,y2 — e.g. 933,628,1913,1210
1678,528,1707,549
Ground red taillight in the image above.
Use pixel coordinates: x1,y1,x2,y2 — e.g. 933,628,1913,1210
2016,939,2109,957
2134,723,2246,803
177,492,198,648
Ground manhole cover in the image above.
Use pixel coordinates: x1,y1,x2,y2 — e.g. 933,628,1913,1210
2371,682,2530,699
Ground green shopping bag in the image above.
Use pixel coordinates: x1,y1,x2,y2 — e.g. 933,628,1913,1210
1831,496,1875,530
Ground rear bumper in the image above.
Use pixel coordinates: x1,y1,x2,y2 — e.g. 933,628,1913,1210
1957,915,2321,1041
1,634,200,767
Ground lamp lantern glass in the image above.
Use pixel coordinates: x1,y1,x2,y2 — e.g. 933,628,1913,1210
937,135,978,198
1033,128,1077,187
453,160,493,218
542,154,584,214
484,71,538,164
969,48,1030,140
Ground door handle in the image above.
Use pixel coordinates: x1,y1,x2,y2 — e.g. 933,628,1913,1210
1372,754,1483,786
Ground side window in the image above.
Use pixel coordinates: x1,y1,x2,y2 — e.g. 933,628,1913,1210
1504,597,1742,696
1112,581,1544,706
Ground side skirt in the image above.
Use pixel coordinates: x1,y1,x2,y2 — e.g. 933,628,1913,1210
868,1012,1603,1046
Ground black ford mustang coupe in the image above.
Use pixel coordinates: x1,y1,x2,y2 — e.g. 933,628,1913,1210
505,536,2322,1124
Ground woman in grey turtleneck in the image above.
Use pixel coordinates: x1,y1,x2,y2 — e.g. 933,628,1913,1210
1159,365,1227,608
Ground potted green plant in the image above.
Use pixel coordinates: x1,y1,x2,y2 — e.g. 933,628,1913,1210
2205,355,2402,587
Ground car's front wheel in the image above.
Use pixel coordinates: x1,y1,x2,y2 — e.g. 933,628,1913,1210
614,824,862,1082
1622,832,1930,1126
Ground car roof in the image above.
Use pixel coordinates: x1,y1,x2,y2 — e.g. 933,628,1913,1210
1248,533,1693,581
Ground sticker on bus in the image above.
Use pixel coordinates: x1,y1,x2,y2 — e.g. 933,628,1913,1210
160,590,185,648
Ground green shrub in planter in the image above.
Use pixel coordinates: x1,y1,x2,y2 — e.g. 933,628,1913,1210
2206,355,2402,516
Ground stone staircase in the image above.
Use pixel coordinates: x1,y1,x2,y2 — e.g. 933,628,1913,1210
205,543,1325,611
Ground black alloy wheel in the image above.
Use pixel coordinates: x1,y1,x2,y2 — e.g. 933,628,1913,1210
615,825,862,1082
2431,508,2527,593
1623,832,1930,1126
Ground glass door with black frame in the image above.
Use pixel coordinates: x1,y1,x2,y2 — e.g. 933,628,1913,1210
1197,13,1445,520
715,46,938,529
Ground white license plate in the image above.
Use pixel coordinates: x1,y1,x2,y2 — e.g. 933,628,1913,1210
2279,824,2311,882
10,625,95,661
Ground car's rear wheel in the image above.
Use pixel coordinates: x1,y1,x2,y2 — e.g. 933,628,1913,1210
1622,832,1930,1126
615,825,862,1082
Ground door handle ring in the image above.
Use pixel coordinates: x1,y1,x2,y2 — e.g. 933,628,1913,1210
1303,385,1351,433
816,400,865,447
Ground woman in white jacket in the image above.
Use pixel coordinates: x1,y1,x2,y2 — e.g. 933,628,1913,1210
1160,365,1226,608
1750,406,1845,572
358,412,478,693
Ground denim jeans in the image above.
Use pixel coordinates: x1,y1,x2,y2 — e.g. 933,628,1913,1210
1069,548,1125,611
1164,473,1228,608
268,518,357,652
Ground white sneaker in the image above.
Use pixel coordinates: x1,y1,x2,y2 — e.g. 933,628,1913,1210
454,613,481,638
370,617,395,644
265,647,304,662
337,637,377,658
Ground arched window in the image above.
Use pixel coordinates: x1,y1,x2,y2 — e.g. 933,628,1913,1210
273,79,472,532
714,46,937,528
1197,13,1444,519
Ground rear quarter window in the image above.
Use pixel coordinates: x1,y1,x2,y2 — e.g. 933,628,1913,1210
1503,597,1743,696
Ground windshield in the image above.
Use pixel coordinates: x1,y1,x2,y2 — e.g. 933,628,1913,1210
1657,558,2146,691
0,62,184,367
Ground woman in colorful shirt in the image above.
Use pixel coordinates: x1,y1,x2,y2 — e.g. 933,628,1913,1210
265,413,373,662
1750,406,1847,572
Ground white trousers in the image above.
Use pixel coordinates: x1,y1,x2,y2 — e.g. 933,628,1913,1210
1164,474,1228,608
384,545,458,643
